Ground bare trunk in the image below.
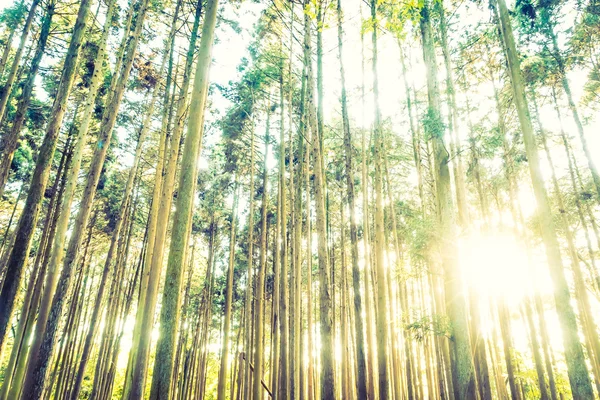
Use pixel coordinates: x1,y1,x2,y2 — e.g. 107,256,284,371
217,181,239,400
303,5,334,398
494,0,594,396
420,3,475,398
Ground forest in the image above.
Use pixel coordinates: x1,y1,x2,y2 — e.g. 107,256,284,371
0,0,598,397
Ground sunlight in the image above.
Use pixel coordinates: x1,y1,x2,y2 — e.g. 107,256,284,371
2,0,599,396
459,231,532,305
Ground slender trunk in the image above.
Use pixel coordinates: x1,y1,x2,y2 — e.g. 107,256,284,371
244,111,257,400
0,135,71,400
494,0,594,396
532,94,600,389
498,301,520,399
462,89,493,400
359,3,376,395
303,6,334,399
217,181,239,400
399,42,424,212
171,242,195,400
523,299,551,400
340,205,350,400
420,3,475,398
253,111,270,400
0,0,53,196
122,0,186,395
37,1,117,368
0,0,53,280
542,17,600,201
69,80,157,400
19,0,147,395
552,87,600,293
0,0,87,364
0,26,16,78
336,2,367,398
434,0,468,226
278,8,294,395
369,1,391,397
148,1,219,396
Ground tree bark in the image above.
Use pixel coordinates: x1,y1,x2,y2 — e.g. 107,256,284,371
493,0,594,396
148,0,219,396
303,5,334,398
0,0,52,196
420,2,475,398
336,2,367,398
253,109,270,400
217,180,239,400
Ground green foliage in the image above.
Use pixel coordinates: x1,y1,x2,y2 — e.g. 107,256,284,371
521,55,550,86
98,166,127,233
405,313,452,341
0,0,27,30
11,139,33,181
422,107,445,140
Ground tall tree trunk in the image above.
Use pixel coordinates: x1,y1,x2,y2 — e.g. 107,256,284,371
523,299,551,400
37,1,117,364
462,89,493,400
498,301,520,399
532,94,600,389
0,0,87,362
336,1,367,399
18,0,148,395
0,0,53,196
493,0,594,396
359,3,376,395
217,180,239,400
253,110,270,400
243,111,257,400
123,0,198,395
69,74,159,400
0,134,71,400
551,87,600,293
369,0,391,397
434,0,469,226
303,4,334,398
0,24,17,78
541,15,600,201
398,42,424,213
420,2,475,398
148,0,219,396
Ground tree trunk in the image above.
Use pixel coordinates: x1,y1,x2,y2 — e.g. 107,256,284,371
369,0,391,397
148,0,219,396
217,181,239,400
0,0,86,363
434,0,469,227
0,0,53,196
420,2,475,398
122,0,189,395
69,73,158,400
18,0,148,395
253,109,270,400
336,2,367,398
493,0,594,396
0,25,16,78
303,5,334,398
0,134,71,400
